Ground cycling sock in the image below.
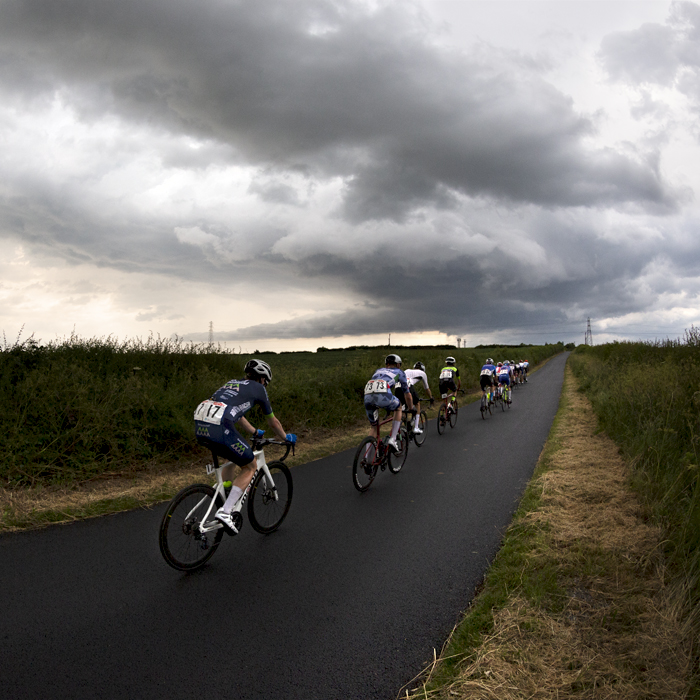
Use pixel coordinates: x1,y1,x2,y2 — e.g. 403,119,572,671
390,420,401,440
222,485,243,513
414,414,420,430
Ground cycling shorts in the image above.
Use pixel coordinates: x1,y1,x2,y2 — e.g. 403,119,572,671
409,386,420,405
364,392,400,424
480,375,494,391
498,374,510,386
195,423,255,467
439,379,457,397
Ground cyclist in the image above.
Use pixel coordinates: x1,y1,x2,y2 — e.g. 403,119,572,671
404,361,434,434
363,354,413,451
193,358,296,535
479,358,497,405
438,356,461,410
521,359,529,382
497,361,512,403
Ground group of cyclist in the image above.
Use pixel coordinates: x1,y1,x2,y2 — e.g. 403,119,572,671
479,358,529,407
193,353,530,533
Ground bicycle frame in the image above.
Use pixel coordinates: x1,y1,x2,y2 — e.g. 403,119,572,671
191,447,279,535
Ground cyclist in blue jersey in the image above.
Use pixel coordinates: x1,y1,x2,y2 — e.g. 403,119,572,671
479,358,497,405
363,354,413,452
193,358,296,535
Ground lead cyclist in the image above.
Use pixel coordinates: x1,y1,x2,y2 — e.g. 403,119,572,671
193,358,296,535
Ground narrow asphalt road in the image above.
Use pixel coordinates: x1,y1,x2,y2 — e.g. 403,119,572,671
1,353,567,699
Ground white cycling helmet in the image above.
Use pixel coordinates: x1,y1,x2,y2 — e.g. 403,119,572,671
244,358,272,383
385,353,402,366
445,356,456,365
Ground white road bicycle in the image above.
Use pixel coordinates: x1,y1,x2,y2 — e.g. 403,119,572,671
159,437,294,571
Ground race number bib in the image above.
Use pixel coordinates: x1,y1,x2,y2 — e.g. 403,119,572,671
364,379,389,394
194,400,227,425
480,369,493,376
440,370,453,380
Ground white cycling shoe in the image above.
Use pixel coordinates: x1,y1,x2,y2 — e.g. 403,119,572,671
386,437,400,452
413,426,423,434
215,508,239,535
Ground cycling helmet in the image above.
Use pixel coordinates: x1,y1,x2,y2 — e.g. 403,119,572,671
244,358,272,383
385,353,402,366
497,361,503,366
445,356,456,365
414,361,426,371
486,358,494,364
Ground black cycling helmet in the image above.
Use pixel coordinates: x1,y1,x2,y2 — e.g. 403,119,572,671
486,357,494,364
414,361,425,371
445,356,456,365
385,353,402,366
244,358,272,383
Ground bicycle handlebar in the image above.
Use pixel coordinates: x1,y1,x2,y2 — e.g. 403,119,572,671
251,437,296,461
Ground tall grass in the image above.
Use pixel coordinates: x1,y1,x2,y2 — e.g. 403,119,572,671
1,332,562,487
569,330,700,677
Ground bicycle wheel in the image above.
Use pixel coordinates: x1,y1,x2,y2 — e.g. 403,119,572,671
389,426,409,473
248,461,293,534
480,396,487,420
437,404,447,435
353,437,379,492
449,400,459,428
159,484,224,572
414,411,427,446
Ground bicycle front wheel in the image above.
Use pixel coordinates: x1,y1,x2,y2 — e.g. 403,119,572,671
437,405,447,434
159,484,224,572
389,426,409,473
353,437,379,492
248,461,293,534
449,400,459,428
414,411,427,446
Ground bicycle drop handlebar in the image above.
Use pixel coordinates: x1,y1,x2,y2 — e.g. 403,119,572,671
250,436,296,461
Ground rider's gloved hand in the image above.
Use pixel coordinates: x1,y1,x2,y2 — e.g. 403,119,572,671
255,429,265,438
429,398,435,406
285,433,297,444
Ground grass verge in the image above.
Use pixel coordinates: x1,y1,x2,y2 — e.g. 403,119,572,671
402,361,692,699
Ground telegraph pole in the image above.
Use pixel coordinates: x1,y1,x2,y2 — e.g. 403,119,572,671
208,321,214,346
585,318,593,346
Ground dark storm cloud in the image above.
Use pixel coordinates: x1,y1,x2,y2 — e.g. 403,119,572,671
0,0,679,222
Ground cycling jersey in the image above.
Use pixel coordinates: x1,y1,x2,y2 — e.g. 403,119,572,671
363,367,409,424
438,365,459,396
479,363,497,390
404,368,430,390
193,379,274,466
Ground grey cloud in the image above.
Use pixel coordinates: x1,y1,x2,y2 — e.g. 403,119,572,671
600,2,700,104
0,0,679,221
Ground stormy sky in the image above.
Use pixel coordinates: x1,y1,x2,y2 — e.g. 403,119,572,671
1,0,699,350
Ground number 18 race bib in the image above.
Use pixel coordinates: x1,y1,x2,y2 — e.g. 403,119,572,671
194,400,227,425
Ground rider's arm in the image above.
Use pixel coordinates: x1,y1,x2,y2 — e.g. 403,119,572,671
265,413,289,442
235,416,258,435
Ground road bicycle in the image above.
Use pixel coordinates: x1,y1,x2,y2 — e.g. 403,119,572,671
437,391,461,435
479,389,493,419
501,382,512,408
159,437,294,571
352,411,408,492
403,403,429,447
494,384,505,412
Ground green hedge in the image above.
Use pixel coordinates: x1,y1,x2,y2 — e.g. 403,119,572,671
1,334,562,486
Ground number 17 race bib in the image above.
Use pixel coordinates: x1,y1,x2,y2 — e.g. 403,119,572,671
194,400,227,425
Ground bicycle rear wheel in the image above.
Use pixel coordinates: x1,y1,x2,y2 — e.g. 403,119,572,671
353,437,379,492
159,484,224,572
414,411,427,446
437,404,447,435
449,400,459,428
248,461,293,534
389,426,409,473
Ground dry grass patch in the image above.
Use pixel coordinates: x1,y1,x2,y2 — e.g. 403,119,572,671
408,365,692,699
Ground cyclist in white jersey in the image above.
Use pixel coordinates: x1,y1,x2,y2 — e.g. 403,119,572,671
404,361,434,435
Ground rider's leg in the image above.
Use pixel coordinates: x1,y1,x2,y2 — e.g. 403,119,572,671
221,458,256,513
414,401,422,429
390,406,403,440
